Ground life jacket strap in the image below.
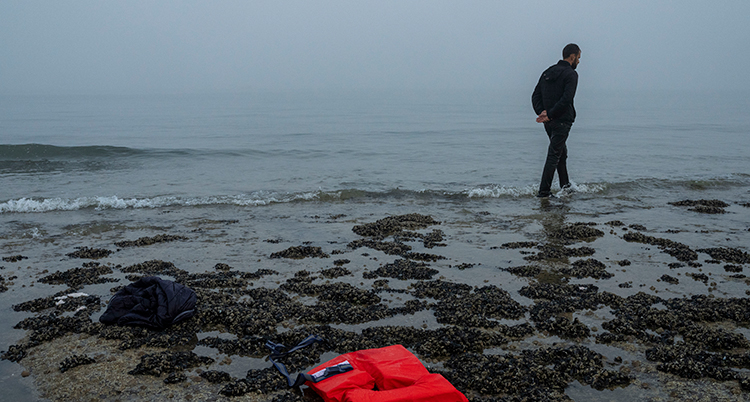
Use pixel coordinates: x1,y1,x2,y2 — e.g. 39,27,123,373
266,334,353,388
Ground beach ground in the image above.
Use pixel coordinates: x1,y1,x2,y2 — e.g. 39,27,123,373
2,199,750,401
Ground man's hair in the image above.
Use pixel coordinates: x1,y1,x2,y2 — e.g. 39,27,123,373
562,43,580,59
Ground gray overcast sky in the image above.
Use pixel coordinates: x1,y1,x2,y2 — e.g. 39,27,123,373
2,1,748,94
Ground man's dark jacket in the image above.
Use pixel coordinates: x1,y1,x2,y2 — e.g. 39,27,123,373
99,276,196,330
532,60,578,123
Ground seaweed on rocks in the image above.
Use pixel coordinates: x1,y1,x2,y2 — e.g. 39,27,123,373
347,239,412,255
6,312,97,358
420,229,447,248
271,392,304,402
13,292,101,313
163,372,187,384
521,283,608,324
519,282,600,302
549,223,604,244
38,262,118,290
220,378,254,397
281,280,381,305
196,287,300,337
1,345,28,362
110,323,199,351
697,247,750,264
128,351,214,377
410,326,508,359
724,264,743,273
114,234,188,248
669,199,730,207
660,274,679,284
214,263,233,271
66,246,113,259
120,259,189,279
320,266,351,279
182,271,248,288
669,199,729,214
445,345,632,398
352,213,440,239
318,283,381,305
271,324,525,362
200,370,233,383
401,252,445,262
197,337,267,357
299,300,393,325
240,269,279,280
59,354,96,373
347,239,445,261
220,368,286,396
646,344,750,387
524,245,596,261
663,295,750,325
411,280,473,299
559,258,613,279
433,285,526,328
595,332,626,344
679,322,750,350
536,316,591,339
500,241,538,249
687,273,709,283
693,205,727,214
3,255,27,262
270,246,329,259
623,231,698,262
365,258,438,280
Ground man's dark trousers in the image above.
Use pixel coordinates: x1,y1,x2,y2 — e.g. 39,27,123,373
539,121,571,196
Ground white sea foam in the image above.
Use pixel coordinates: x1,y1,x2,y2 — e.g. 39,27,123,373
466,185,537,198
565,183,607,194
0,192,328,213
466,182,606,198
0,184,610,213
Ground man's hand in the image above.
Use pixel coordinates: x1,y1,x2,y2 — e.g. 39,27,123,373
536,110,549,123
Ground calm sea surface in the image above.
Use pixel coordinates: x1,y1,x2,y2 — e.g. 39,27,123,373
2,89,748,209
1,89,749,401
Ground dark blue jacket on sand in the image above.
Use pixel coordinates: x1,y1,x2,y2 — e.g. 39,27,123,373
99,276,196,330
532,60,578,123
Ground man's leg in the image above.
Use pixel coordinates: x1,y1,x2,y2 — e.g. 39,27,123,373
538,122,571,197
557,140,570,188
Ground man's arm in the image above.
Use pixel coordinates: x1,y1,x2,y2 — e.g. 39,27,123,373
546,71,578,120
531,78,545,116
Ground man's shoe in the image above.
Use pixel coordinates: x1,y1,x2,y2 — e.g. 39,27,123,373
561,183,572,190
536,192,555,198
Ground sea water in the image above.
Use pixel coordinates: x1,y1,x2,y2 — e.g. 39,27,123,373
1,89,749,401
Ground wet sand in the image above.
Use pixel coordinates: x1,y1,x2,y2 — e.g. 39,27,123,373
1,199,750,401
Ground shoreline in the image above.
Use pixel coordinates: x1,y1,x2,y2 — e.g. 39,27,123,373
1,199,749,401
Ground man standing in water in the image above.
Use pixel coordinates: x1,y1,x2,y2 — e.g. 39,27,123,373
532,43,581,198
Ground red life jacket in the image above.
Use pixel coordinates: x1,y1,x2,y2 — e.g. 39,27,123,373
305,345,468,402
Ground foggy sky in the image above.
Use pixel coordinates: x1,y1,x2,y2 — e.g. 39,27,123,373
2,1,748,94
